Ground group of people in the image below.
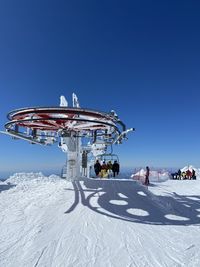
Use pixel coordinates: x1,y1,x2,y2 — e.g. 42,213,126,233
94,160,120,178
172,169,196,180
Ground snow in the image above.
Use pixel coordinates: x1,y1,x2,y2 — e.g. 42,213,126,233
131,168,171,183
0,173,200,267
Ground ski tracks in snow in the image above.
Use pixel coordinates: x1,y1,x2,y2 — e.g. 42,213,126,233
1,177,200,267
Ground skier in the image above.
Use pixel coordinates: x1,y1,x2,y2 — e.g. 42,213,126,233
144,166,150,185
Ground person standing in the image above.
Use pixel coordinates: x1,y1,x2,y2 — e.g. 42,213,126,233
106,161,113,178
186,169,192,180
112,160,120,177
192,169,196,180
177,169,182,180
94,160,101,177
145,166,150,185
101,161,108,178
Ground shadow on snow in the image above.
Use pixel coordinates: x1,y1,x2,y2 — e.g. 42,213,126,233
0,183,16,193
64,178,200,226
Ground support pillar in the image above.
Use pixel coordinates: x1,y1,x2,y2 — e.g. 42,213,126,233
61,132,81,181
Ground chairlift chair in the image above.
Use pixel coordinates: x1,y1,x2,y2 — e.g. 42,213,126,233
99,153,119,163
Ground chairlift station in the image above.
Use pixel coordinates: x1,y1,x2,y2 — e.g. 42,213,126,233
1,93,134,180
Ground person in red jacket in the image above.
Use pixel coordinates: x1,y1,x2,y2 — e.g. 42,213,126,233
145,166,150,185
186,169,192,180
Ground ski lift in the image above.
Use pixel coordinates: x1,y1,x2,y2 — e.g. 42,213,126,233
99,153,119,163
1,93,134,180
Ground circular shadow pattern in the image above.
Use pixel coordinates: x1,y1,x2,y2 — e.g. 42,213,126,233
127,208,149,217
165,214,189,221
109,200,128,205
137,191,147,196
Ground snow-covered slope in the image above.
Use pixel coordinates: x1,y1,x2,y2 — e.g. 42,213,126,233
0,173,200,267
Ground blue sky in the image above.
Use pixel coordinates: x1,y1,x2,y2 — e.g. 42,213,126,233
1,0,200,175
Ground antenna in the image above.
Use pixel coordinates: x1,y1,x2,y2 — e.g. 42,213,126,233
72,93,80,108
60,95,68,107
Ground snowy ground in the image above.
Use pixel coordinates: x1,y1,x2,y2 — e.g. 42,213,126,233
0,173,200,267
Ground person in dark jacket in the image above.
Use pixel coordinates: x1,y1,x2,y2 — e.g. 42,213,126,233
145,166,150,185
177,169,182,180
112,160,120,177
94,160,101,176
192,169,196,180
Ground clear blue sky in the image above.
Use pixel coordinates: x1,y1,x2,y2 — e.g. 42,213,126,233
1,0,200,175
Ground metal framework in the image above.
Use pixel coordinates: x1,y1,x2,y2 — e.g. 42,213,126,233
1,94,134,180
